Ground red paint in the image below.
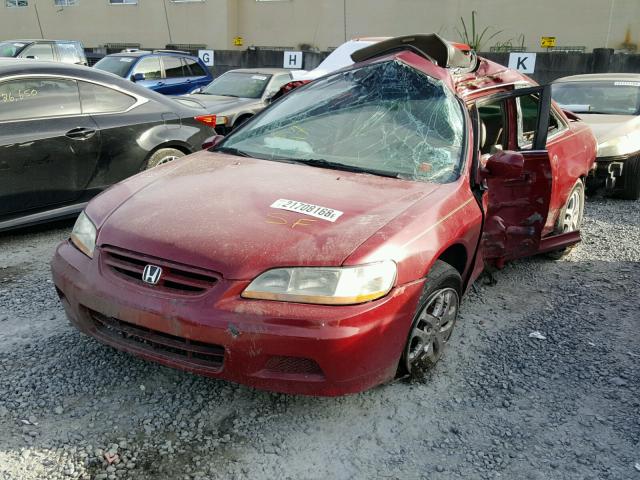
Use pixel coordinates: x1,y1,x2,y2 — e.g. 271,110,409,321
51,44,596,396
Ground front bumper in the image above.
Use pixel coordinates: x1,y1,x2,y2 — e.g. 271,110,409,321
51,241,425,396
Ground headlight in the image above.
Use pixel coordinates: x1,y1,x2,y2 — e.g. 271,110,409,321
598,132,640,157
70,211,97,258
242,261,397,305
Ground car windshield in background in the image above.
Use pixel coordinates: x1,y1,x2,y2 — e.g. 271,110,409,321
220,60,465,183
201,72,271,98
94,56,135,78
0,41,26,57
553,81,640,115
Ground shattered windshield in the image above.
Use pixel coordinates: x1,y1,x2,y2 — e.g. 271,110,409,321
552,81,640,115
220,60,465,183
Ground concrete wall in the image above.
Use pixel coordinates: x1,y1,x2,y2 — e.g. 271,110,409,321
2,0,640,52
1,0,235,49
181,49,640,84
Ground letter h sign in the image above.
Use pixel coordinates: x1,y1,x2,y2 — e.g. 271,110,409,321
283,51,303,69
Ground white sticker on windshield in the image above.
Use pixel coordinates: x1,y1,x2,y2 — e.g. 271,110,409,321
614,81,640,87
120,58,134,63
252,75,268,80
271,199,344,222
14,43,25,47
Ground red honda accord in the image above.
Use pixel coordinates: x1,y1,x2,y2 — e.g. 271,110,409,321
51,35,596,396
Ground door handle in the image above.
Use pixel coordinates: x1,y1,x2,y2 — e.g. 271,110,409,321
65,127,96,140
157,82,165,86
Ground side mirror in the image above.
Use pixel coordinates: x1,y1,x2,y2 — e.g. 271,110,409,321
131,73,145,82
189,87,203,94
483,150,524,179
202,134,225,150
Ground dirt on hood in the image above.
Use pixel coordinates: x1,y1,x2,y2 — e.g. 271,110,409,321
96,152,440,279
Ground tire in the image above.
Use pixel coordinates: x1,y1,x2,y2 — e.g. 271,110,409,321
547,179,585,260
144,148,185,170
399,260,462,377
619,156,640,200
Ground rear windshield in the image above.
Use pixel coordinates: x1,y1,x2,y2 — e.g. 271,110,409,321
0,41,27,58
201,72,272,99
94,56,136,78
552,81,640,115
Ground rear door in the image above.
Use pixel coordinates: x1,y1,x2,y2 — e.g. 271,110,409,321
474,85,559,266
0,77,101,218
77,80,157,187
182,56,211,91
159,56,189,94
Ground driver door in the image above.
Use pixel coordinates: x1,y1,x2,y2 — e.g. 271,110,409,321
473,85,569,267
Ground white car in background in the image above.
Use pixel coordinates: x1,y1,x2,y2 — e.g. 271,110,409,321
292,37,387,81
553,73,640,200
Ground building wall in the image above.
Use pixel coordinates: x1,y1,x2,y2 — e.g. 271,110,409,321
1,0,234,49
1,0,640,52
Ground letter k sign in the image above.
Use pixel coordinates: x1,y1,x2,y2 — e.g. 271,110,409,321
508,52,537,74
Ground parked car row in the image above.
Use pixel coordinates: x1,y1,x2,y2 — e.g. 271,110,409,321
4,38,639,202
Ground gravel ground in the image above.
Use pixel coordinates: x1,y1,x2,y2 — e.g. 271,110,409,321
0,198,638,480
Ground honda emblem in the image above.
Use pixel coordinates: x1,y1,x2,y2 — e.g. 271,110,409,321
142,265,163,285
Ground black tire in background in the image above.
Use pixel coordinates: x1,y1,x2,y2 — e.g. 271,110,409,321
619,156,640,200
399,260,462,377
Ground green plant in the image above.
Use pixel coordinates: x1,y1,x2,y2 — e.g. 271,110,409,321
455,10,503,52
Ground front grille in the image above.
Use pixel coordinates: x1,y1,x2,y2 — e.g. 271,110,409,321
101,246,219,295
87,309,225,370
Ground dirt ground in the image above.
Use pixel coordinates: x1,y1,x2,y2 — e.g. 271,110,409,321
0,197,638,480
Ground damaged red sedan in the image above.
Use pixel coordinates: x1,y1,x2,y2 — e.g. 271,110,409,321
51,35,596,396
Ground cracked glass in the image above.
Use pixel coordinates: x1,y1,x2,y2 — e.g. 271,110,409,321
221,60,465,183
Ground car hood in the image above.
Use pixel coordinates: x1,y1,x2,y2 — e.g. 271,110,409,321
576,113,640,144
97,152,440,280
185,94,259,113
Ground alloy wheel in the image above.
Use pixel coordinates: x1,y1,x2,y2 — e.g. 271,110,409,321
405,287,459,372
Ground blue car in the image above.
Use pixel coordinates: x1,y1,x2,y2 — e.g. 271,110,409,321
94,50,212,95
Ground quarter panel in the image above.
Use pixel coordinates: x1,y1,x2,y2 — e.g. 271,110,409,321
344,181,483,286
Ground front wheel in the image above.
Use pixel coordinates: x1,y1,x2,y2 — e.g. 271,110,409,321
400,260,461,376
547,179,585,260
144,148,185,170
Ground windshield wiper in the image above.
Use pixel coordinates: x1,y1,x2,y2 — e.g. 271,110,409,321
214,146,253,158
291,158,400,179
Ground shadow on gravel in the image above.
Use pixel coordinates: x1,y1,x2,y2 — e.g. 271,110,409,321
0,218,75,242
0,253,638,479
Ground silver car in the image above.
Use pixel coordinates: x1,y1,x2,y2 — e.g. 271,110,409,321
184,68,293,134
553,73,640,200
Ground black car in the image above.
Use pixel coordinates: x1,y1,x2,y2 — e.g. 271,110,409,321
0,59,217,231
0,39,87,65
